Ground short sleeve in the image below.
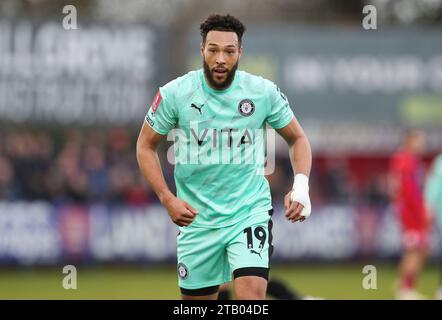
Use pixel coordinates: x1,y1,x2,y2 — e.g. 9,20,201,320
265,82,294,129
145,88,177,135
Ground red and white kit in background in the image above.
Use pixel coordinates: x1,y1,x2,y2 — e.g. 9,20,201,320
390,150,430,250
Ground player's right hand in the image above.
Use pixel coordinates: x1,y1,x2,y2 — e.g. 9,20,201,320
162,195,198,227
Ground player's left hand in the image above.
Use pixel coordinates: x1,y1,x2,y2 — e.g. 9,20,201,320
284,174,311,223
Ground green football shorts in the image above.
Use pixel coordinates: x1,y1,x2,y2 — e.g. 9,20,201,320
176,209,274,296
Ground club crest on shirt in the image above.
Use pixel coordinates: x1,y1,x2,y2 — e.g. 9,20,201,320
238,99,255,117
177,263,188,280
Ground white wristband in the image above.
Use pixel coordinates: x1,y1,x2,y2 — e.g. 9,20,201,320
290,173,311,218
293,173,309,191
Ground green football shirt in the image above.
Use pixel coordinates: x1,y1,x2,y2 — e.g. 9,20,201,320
145,69,294,228
425,154,442,228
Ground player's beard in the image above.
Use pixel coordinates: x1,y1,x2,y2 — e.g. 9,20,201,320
203,59,238,90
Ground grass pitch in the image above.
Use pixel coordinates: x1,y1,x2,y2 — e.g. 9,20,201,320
0,263,438,300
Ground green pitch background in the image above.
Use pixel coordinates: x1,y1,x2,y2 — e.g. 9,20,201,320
0,263,438,300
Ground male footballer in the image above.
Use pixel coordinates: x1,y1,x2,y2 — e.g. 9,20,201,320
389,129,431,300
136,14,312,300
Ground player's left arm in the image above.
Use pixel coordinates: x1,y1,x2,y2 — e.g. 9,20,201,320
276,117,312,223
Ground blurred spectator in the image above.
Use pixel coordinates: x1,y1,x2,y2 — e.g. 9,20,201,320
365,174,389,206
322,156,352,203
0,155,15,199
0,127,155,205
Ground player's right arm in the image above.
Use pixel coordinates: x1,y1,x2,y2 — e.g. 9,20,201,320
136,90,198,227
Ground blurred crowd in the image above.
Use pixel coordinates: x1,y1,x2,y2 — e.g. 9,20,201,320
0,128,157,206
0,127,391,207
268,156,390,208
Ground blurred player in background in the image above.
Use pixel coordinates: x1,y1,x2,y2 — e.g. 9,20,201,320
136,13,312,300
389,129,432,300
424,153,442,299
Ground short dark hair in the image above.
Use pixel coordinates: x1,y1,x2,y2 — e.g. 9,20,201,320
200,14,246,45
